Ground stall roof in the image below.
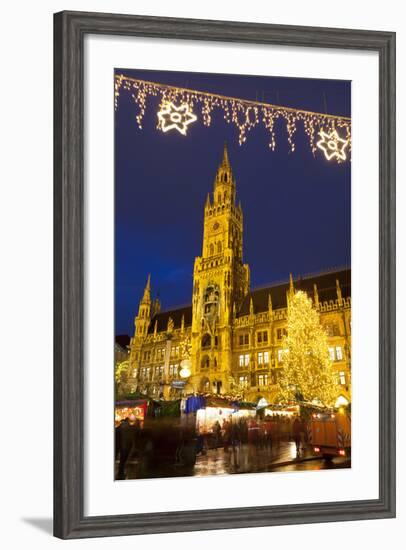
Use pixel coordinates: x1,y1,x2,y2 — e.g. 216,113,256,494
115,399,149,407
205,396,235,408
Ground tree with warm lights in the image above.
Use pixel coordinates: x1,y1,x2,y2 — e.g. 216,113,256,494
278,290,339,407
115,361,134,398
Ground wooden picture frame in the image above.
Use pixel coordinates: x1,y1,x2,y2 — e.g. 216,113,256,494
54,10,396,539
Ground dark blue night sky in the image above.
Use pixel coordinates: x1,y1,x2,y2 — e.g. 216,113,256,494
115,68,351,336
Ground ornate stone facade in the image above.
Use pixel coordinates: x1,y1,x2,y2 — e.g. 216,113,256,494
127,145,351,404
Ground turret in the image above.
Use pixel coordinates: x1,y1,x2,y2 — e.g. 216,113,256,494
268,293,273,314
286,273,295,307
134,274,152,339
313,283,320,309
249,296,254,317
336,278,342,304
289,273,295,295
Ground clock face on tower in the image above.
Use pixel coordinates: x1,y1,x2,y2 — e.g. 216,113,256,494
212,221,220,231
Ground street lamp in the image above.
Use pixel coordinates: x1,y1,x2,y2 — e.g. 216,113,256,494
179,336,192,380
179,358,191,379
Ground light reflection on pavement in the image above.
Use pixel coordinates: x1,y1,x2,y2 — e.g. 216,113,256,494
121,441,350,480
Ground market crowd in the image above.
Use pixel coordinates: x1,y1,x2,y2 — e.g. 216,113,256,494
208,415,307,454
115,414,308,479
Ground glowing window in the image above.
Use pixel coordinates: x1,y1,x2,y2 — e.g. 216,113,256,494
258,374,269,386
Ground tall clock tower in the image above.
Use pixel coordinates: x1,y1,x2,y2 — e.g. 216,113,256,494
191,144,250,394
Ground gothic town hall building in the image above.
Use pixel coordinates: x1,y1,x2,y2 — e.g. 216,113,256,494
128,145,351,404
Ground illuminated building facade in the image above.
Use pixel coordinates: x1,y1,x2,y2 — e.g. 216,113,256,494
127,145,351,404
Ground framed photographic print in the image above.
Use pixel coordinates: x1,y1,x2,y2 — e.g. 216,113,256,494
54,11,396,539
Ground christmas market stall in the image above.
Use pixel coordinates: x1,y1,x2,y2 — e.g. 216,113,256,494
194,395,235,434
257,403,300,418
115,393,182,426
115,399,149,426
231,401,257,420
181,394,256,448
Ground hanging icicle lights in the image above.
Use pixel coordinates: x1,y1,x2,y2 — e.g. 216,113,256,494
115,74,351,162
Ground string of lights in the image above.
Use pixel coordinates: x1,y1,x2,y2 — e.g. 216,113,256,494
115,74,351,162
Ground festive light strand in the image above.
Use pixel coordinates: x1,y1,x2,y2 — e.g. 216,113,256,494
115,74,351,162
157,101,197,135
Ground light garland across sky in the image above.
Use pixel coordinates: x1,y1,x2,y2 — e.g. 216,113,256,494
115,74,351,162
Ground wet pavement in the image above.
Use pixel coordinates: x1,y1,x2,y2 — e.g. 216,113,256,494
118,441,350,480
270,456,350,472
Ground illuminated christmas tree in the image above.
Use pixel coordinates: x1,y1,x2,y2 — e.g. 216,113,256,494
115,360,133,398
278,288,339,407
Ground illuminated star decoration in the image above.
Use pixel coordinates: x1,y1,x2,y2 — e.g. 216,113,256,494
157,101,197,135
115,76,352,158
316,129,349,162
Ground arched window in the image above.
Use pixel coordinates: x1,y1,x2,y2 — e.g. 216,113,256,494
201,355,210,370
224,191,228,201
202,334,211,349
217,241,222,254
217,193,222,203
209,243,214,256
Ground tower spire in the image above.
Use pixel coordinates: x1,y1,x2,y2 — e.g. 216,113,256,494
141,274,151,303
222,141,230,168
214,143,234,192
